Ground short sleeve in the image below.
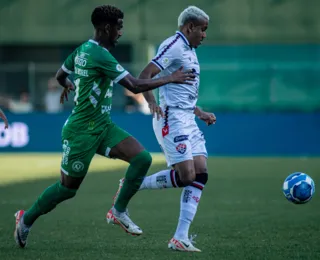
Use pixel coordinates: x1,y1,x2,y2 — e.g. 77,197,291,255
61,50,76,74
96,51,129,83
151,44,178,70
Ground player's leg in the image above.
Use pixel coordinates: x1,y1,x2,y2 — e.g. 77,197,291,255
138,141,186,189
96,123,151,235
109,136,152,213
138,132,206,190
138,168,183,190
148,125,202,251
138,158,193,190
172,156,207,234
139,110,189,190
14,131,97,248
167,157,208,252
21,175,84,226
169,126,208,252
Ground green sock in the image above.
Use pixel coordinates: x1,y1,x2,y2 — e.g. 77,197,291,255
23,181,77,226
114,150,152,212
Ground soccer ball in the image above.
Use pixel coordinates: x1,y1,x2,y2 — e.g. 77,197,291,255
282,172,315,204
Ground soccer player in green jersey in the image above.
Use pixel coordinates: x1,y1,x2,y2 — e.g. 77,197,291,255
0,107,8,129
14,5,195,248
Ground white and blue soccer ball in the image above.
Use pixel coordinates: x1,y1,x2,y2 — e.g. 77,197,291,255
282,172,315,204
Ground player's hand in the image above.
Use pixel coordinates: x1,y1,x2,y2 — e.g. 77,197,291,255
170,66,196,85
60,85,74,104
198,111,216,126
0,112,8,129
148,102,164,120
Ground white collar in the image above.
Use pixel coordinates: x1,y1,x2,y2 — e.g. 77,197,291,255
176,31,192,49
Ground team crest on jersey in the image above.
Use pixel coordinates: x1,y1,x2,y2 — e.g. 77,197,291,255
116,64,124,72
176,143,187,154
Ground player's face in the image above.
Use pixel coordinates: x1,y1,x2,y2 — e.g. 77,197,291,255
188,18,208,48
109,19,123,47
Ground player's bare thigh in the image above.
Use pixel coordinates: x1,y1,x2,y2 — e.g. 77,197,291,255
193,155,208,174
109,136,145,163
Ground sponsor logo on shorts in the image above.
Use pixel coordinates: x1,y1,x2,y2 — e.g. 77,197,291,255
162,125,169,137
62,140,70,165
72,161,84,172
176,143,187,154
174,135,188,143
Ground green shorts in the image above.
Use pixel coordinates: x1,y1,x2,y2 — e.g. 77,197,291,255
60,122,131,177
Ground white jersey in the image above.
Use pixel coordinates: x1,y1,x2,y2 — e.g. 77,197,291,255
152,31,200,110
151,31,207,167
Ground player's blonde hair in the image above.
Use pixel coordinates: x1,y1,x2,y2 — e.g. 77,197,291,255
178,6,209,27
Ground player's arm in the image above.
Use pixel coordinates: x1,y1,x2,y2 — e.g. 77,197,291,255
97,51,194,94
139,43,178,103
0,107,8,129
135,43,181,118
118,67,193,94
55,50,76,103
139,63,161,103
138,63,163,118
56,69,75,90
194,106,216,126
56,68,75,104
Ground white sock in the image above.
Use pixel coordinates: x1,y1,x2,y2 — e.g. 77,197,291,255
174,182,204,240
139,169,178,190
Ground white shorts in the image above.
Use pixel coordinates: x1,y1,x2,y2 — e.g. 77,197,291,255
153,106,208,167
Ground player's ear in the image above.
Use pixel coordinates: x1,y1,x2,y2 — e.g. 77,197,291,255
187,22,195,33
104,24,111,35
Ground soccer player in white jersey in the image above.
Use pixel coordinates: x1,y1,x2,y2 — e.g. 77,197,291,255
110,6,216,252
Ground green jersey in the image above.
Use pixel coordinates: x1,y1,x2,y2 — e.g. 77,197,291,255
61,39,129,134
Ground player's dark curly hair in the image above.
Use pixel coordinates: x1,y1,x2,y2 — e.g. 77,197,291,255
91,5,124,28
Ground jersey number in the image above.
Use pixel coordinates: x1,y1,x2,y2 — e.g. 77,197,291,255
74,78,80,105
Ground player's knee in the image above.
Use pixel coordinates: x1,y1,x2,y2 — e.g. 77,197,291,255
195,166,208,175
132,150,152,168
128,150,152,180
195,172,208,185
58,182,77,200
141,150,153,168
180,170,196,186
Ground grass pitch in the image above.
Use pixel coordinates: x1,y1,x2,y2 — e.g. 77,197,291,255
0,154,319,260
